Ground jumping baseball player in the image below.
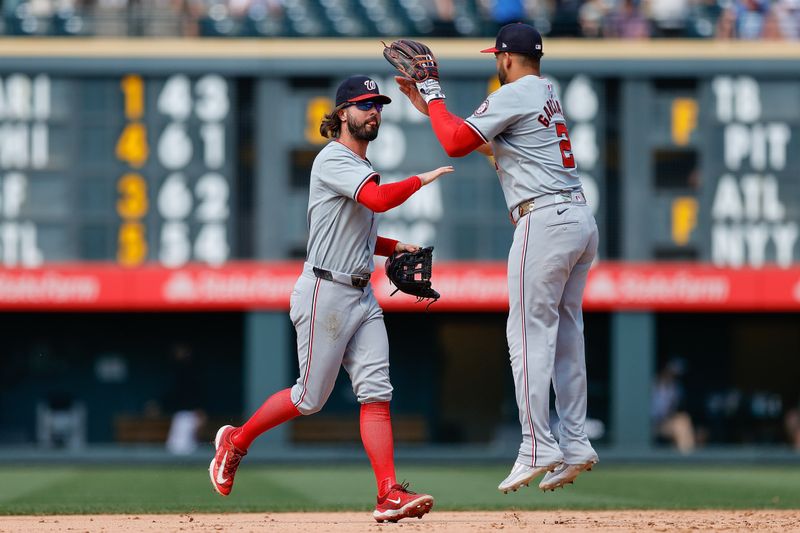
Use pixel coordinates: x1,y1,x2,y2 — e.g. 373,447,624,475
209,75,453,523
387,24,599,493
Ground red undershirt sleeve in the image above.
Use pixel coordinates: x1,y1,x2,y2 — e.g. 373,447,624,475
428,99,486,157
356,175,422,213
375,236,398,257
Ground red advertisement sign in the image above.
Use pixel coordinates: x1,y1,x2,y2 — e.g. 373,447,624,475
0,262,798,312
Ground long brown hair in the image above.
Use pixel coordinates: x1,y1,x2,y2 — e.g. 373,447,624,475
319,103,348,139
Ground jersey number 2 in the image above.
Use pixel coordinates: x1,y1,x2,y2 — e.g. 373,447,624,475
555,123,575,169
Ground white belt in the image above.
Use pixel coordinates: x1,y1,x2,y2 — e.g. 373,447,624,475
510,189,587,225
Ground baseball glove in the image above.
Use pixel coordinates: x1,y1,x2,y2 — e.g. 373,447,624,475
382,39,445,104
385,246,440,306
382,39,439,82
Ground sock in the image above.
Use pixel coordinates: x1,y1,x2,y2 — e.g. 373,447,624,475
231,388,300,450
360,401,396,496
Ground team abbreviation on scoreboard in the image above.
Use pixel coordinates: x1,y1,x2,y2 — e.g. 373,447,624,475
709,76,798,268
0,74,48,267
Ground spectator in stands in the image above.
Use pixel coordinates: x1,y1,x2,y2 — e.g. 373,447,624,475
486,0,527,29
769,0,800,39
645,0,690,37
579,0,607,38
733,0,769,40
430,0,457,36
716,0,781,40
685,0,724,38
549,0,584,36
652,358,696,454
603,0,650,38
714,2,737,39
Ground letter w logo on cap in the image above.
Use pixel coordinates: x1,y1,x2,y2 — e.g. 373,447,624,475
364,79,377,90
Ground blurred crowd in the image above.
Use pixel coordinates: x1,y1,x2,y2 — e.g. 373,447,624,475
1,0,798,39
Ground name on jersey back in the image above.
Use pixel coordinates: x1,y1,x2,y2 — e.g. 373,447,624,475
537,98,564,128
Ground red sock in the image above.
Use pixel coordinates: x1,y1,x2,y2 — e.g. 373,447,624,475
231,388,300,450
360,401,396,496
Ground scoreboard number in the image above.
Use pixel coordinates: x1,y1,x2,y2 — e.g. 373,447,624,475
121,75,144,120
118,221,147,267
117,75,149,267
115,122,149,168
195,75,229,121
116,173,148,219
157,122,193,170
157,173,192,220
156,74,231,268
157,75,192,121
195,173,229,221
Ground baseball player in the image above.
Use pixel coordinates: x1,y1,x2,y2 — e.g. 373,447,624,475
391,24,599,492
209,75,453,523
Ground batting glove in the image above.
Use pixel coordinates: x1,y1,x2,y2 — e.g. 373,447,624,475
416,79,446,104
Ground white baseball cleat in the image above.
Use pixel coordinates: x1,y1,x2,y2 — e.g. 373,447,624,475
498,461,562,493
538,459,597,491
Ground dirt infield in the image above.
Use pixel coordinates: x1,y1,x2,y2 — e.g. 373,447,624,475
2,511,799,532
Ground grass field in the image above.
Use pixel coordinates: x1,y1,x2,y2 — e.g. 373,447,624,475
1,464,799,515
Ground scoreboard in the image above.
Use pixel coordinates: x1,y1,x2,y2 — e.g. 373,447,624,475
0,72,236,268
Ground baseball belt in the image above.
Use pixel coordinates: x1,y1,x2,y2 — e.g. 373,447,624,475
510,189,587,225
313,266,371,288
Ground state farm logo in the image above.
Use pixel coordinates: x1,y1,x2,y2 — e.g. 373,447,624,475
163,269,297,303
584,269,730,304
585,271,617,301
364,79,377,91
0,272,100,302
164,272,196,301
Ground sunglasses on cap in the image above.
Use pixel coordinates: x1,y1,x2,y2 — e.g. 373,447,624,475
346,101,383,112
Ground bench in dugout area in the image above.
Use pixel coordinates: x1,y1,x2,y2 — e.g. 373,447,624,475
114,414,427,444
114,415,232,444
114,416,172,443
291,415,427,443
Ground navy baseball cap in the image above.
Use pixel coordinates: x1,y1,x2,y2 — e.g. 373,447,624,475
335,75,392,107
480,23,543,55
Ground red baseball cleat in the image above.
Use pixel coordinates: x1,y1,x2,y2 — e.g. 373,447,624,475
208,425,247,496
373,482,434,523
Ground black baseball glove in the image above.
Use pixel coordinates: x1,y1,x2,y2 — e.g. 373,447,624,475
385,246,440,306
382,39,445,103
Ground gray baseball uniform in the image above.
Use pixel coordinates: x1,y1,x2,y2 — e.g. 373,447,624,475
466,75,599,467
290,141,392,414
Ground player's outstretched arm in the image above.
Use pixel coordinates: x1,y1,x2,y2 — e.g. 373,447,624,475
417,165,454,186
357,166,453,213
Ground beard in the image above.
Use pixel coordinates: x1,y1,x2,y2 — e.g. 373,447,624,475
347,111,380,141
498,63,508,85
